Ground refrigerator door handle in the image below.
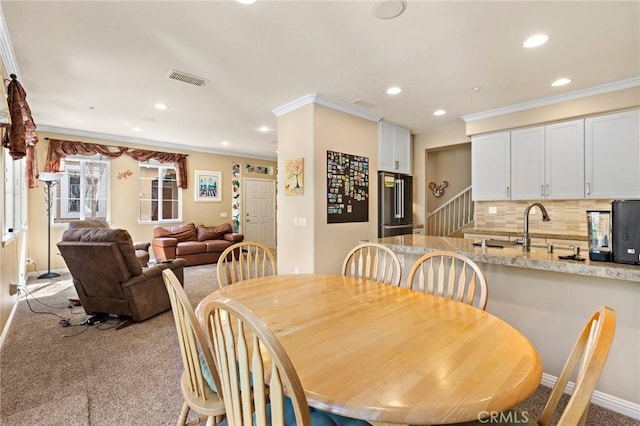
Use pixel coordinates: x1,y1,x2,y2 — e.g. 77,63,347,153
395,179,404,219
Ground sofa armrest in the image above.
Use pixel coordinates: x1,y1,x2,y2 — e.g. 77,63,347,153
133,241,151,252
224,233,244,243
129,258,188,283
152,237,178,261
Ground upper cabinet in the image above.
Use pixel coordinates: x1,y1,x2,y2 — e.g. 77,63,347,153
511,119,584,200
379,121,412,175
585,110,640,199
472,109,639,201
472,131,511,200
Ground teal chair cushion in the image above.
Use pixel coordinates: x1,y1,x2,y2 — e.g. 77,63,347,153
199,351,217,392
261,397,371,425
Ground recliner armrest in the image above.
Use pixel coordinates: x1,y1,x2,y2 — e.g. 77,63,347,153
224,233,244,243
152,237,178,247
133,241,151,251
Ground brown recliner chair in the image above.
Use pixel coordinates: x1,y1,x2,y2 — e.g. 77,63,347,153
67,219,151,266
57,227,188,328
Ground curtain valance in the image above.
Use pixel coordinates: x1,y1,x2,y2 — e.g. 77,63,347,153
44,138,188,188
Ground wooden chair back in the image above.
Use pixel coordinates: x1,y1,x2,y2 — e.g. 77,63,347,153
162,269,225,425
217,241,277,287
342,243,402,286
201,296,312,426
538,306,616,426
406,251,488,310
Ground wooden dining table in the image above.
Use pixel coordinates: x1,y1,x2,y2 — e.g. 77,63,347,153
195,273,542,425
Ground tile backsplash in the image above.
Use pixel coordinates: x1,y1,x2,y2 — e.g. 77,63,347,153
474,199,614,236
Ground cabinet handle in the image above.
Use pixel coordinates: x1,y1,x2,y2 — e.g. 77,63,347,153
541,185,545,197
586,182,591,195
546,184,550,197
394,160,399,170
506,186,510,198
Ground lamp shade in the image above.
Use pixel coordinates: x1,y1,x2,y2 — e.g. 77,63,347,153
39,172,64,182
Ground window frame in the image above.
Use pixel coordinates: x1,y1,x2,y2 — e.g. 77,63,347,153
138,160,182,224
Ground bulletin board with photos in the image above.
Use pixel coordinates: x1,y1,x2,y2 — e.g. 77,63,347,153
326,150,369,223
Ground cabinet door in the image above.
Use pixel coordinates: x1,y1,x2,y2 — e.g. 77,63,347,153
394,125,412,175
378,121,396,172
545,119,584,199
585,110,640,199
511,126,545,200
472,131,511,200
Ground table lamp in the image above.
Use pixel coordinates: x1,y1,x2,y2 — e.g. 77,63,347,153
38,172,64,279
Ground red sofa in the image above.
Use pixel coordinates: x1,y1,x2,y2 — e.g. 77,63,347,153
152,223,244,266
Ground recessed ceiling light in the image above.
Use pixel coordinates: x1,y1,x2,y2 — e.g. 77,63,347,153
259,126,270,132
523,34,549,48
221,141,230,146
237,0,257,4
154,103,169,110
551,78,571,87
472,86,482,92
386,86,402,95
433,109,447,116
132,127,142,132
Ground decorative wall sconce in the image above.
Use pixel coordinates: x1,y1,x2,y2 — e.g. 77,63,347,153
429,180,449,198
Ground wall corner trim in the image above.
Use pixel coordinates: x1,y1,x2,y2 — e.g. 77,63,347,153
0,3,19,76
273,93,382,123
462,77,640,123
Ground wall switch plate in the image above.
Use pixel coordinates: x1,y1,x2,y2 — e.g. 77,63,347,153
220,212,228,217
488,206,497,214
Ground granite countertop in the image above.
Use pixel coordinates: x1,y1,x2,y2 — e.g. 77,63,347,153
376,234,640,283
464,228,587,241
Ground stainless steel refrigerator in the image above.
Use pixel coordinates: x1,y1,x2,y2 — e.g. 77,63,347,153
378,171,413,237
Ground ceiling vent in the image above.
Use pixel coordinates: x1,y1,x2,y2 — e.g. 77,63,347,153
351,98,377,109
168,69,209,87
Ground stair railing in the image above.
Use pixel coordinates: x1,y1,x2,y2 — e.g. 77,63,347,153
425,186,474,236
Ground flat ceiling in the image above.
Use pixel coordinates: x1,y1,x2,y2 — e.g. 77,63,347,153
2,1,639,160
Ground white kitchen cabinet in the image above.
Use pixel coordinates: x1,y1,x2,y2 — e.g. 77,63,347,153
511,120,584,200
585,109,640,199
472,131,511,200
378,121,412,175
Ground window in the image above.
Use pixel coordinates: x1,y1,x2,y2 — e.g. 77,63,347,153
2,151,27,241
54,157,109,223
139,161,181,223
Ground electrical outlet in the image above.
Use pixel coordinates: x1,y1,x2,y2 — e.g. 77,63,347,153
488,206,497,214
26,258,34,265
9,283,18,296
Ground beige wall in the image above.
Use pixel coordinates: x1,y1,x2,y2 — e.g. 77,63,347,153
413,120,470,226
26,131,276,274
277,103,378,274
466,86,640,136
425,143,471,214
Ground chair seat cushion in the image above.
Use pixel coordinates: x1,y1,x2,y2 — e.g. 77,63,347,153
176,241,207,256
205,239,232,252
262,397,371,426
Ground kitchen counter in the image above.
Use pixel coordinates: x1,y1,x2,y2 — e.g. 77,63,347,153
376,234,640,282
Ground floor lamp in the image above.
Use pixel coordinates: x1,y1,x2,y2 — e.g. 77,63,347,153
38,172,64,279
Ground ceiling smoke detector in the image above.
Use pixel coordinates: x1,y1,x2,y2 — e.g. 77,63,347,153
168,69,209,87
373,0,406,20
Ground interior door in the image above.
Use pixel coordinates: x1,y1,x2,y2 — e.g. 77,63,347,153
243,178,276,249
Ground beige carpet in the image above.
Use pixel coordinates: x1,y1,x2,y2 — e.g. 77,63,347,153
1,265,637,425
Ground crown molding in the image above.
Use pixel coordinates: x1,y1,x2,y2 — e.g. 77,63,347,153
0,4,19,76
273,93,382,123
462,77,640,122
37,125,277,161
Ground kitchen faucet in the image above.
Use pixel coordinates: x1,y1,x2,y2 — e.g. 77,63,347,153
523,202,551,251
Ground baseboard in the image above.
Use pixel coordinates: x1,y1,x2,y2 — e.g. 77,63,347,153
541,372,640,420
0,296,20,349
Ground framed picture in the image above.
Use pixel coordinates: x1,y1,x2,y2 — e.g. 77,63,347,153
195,170,222,202
285,157,304,196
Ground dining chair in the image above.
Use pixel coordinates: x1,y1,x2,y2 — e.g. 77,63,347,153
446,305,617,426
201,296,372,426
216,241,277,287
406,251,488,310
162,269,226,426
341,242,402,286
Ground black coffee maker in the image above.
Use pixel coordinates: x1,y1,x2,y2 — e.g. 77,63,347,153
611,200,640,265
